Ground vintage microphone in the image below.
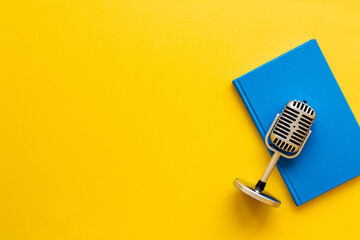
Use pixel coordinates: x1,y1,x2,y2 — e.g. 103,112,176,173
234,100,316,207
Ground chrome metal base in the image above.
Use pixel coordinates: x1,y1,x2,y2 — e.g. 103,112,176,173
234,178,281,208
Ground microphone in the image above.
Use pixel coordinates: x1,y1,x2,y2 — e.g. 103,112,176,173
234,100,316,207
270,100,316,153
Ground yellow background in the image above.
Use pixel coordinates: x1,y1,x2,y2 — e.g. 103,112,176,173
1,0,360,239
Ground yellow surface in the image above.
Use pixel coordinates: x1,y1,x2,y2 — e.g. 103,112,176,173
1,0,360,239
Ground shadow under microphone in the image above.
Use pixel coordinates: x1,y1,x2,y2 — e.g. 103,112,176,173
234,100,316,207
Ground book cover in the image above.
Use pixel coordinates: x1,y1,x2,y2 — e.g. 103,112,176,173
233,39,360,205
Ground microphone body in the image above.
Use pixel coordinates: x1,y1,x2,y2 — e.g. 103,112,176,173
256,100,316,191
271,100,316,153
234,100,316,207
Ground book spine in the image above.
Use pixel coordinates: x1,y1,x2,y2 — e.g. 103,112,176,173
232,79,303,206
232,79,265,137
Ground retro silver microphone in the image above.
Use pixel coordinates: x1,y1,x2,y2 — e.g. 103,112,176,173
234,100,316,207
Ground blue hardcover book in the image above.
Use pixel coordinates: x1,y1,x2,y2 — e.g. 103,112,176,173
233,39,360,206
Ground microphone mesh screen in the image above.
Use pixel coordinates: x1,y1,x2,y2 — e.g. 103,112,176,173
270,100,316,153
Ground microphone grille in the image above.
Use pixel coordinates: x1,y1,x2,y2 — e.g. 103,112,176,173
270,100,316,153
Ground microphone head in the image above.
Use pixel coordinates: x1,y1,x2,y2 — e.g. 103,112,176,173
270,100,316,153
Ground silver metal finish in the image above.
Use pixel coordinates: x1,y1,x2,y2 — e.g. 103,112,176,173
233,100,316,208
265,114,311,159
233,179,281,207
260,152,280,183
270,100,316,153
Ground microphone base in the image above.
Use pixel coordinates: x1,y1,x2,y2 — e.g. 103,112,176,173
233,178,281,208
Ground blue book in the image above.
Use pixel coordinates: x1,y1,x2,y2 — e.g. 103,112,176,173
233,39,360,206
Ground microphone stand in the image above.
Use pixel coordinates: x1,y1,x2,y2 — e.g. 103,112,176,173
234,113,312,207
255,152,280,193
